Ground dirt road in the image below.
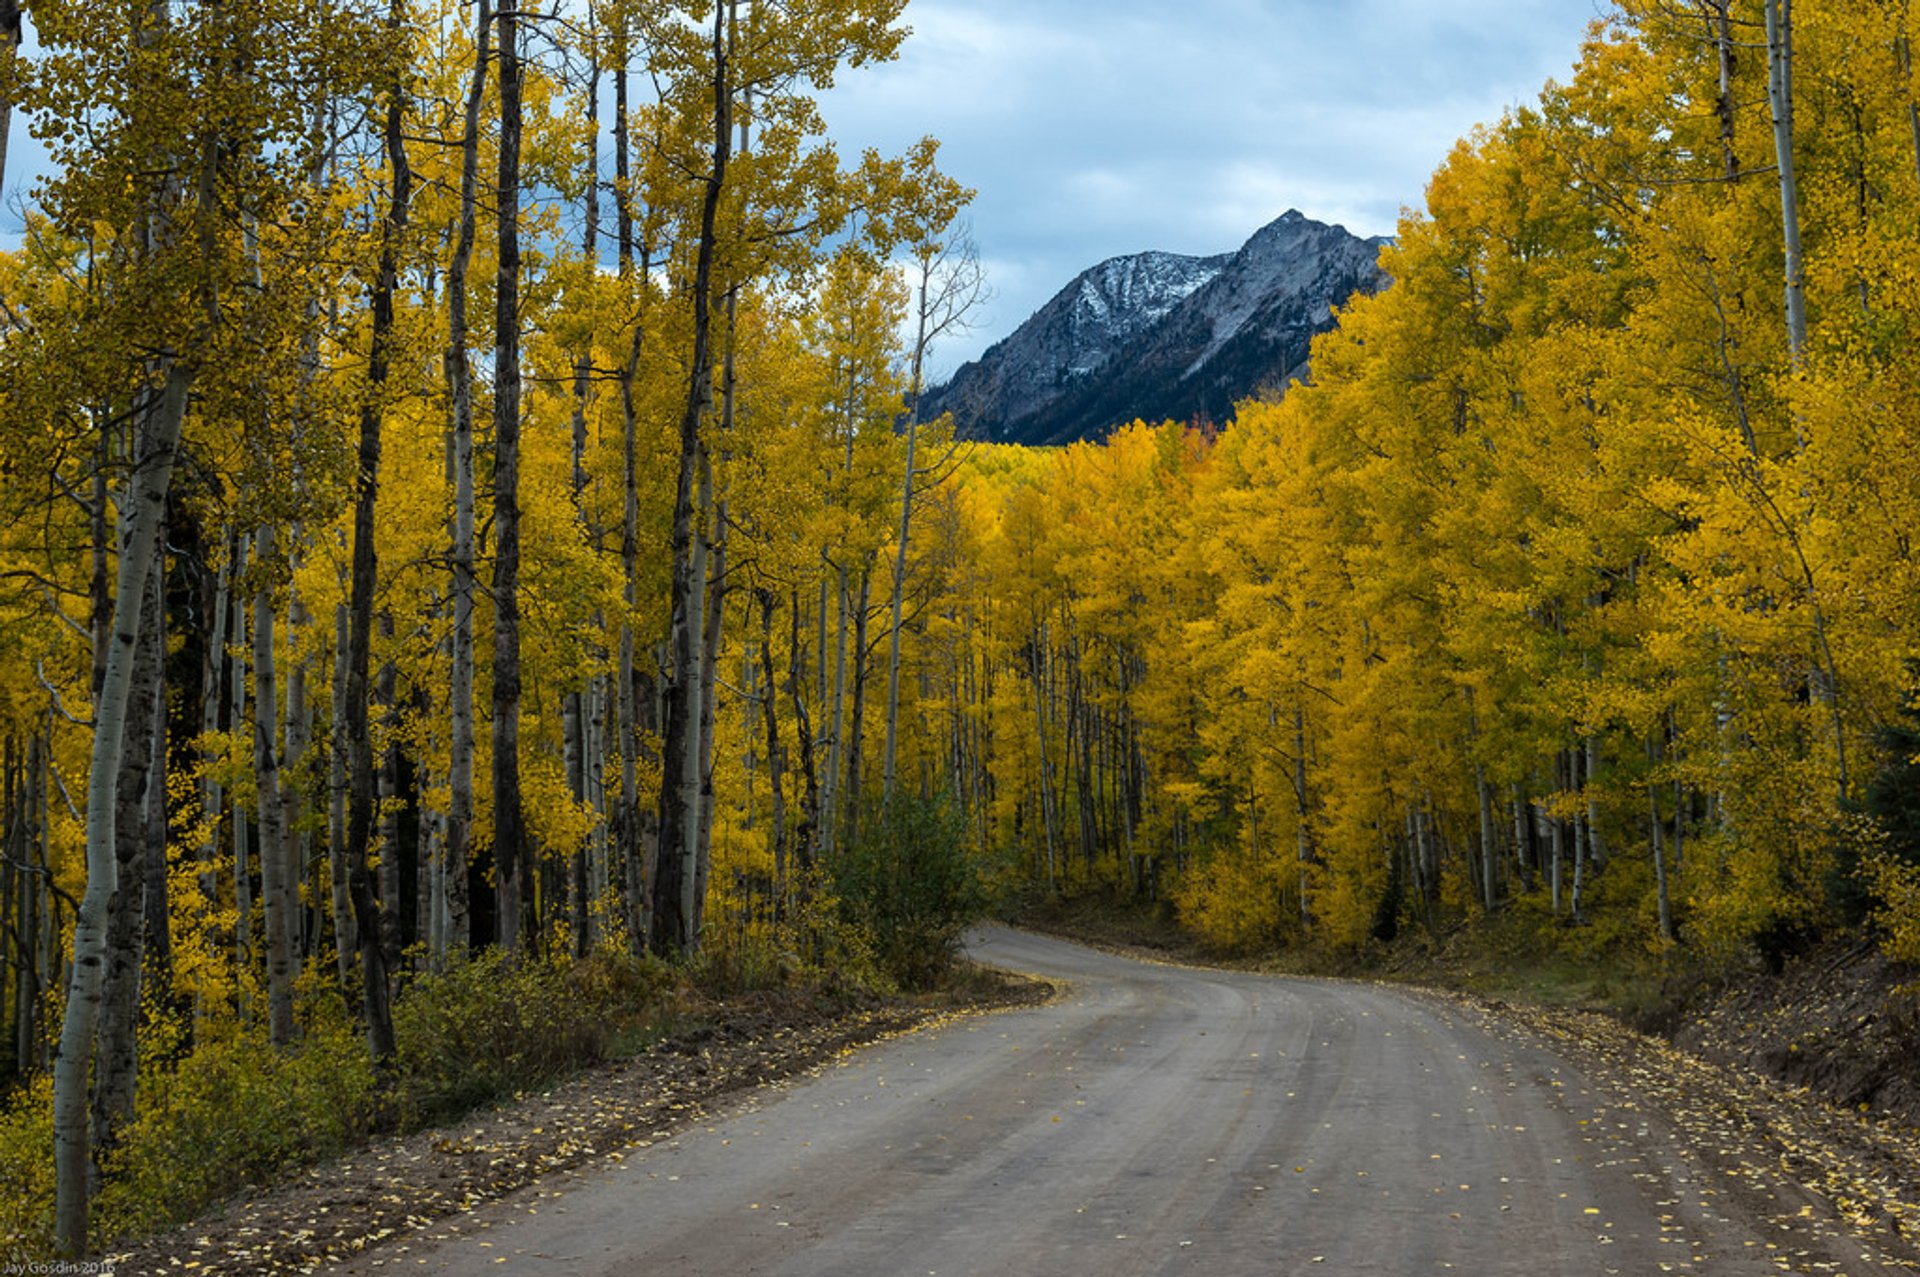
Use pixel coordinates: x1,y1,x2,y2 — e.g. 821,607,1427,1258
330,927,1899,1275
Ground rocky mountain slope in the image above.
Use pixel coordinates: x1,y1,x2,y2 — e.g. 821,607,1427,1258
924,210,1390,446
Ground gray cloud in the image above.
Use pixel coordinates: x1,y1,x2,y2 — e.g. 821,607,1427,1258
0,1,1602,384
823,0,1603,377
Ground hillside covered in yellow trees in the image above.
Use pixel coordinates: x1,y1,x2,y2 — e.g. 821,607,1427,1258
944,0,1920,963
1,0,1918,1260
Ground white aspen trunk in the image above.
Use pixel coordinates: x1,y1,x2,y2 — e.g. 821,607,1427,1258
562,674,584,951
1293,708,1311,927
1418,805,1438,927
93,545,162,1176
617,331,643,952
1031,627,1059,894
1764,0,1809,364
845,568,874,846
421,586,446,970
788,589,820,884
196,540,230,980
695,509,723,938
1584,734,1604,867
1475,763,1497,912
53,362,189,1258
1710,0,1739,182
608,8,644,955
1670,710,1687,873
695,88,748,931
375,627,400,929
427,745,447,971
1510,785,1533,894
445,415,475,963
696,278,740,938
1548,800,1563,915
229,538,252,986
616,624,638,947
741,638,757,831
882,277,930,802
253,525,295,1044
343,42,410,1062
652,0,730,956
1071,652,1096,874
566,0,601,960
286,88,335,970
283,579,313,967
443,0,489,965
420,786,443,967
823,562,849,858
141,659,168,997
1648,734,1675,942
586,677,609,921
1569,746,1587,924
680,454,711,938
1464,692,1495,911
328,600,354,988
757,594,788,899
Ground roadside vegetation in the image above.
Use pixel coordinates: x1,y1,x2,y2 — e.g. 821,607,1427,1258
0,790,993,1260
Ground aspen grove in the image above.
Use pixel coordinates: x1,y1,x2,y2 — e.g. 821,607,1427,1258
935,0,1920,962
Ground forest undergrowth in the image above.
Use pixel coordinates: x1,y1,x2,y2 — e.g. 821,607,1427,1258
0,870,1004,1263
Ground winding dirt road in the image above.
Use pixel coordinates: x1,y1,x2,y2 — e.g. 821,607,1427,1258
331,928,1893,1275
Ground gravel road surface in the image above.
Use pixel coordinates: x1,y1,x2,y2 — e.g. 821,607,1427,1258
330,927,1872,1276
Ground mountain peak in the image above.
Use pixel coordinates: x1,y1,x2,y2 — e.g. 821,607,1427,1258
922,211,1388,446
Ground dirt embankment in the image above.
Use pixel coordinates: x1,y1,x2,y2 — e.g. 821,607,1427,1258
1670,942,1920,1129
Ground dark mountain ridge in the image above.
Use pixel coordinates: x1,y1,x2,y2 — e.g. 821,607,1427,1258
924,210,1390,446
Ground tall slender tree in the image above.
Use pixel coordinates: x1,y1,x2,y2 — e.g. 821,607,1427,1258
491,0,529,953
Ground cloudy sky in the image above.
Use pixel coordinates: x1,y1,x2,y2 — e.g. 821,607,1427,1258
821,0,1606,377
0,1,1603,379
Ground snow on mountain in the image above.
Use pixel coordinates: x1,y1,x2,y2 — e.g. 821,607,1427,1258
921,210,1389,447
919,249,1231,442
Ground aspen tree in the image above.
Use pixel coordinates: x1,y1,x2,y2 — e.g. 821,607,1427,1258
254,525,295,1043
1763,0,1809,364
33,0,234,1243
653,0,731,956
490,0,529,952
344,10,414,1062
54,368,188,1255
443,0,491,967
565,6,603,955
0,0,16,191
883,211,981,801
650,0,911,954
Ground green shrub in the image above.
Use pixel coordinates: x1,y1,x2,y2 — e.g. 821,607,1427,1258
96,1009,377,1242
391,947,671,1125
0,1002,380,1258
1831,709,1920,928
0,1075,55,1262
832,791,987,988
